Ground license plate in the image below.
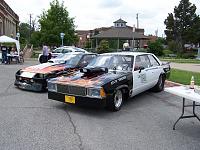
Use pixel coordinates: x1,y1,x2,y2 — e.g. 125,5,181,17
65,95,75,104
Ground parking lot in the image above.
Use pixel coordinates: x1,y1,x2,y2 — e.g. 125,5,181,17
0,61,200,150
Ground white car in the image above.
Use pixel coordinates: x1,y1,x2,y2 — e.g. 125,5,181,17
38,46,88,63
48,52,171,111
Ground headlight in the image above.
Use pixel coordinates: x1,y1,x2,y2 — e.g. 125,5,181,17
87,87,106,98
48,82,57,92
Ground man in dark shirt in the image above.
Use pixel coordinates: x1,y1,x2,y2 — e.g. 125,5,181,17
1,45,8,64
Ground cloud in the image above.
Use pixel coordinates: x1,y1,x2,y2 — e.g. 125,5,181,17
3,0,200,36
99,0,122,8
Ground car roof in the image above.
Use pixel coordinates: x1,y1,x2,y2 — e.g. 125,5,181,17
57,52,96,56
101,51,153,57
55,46,87,51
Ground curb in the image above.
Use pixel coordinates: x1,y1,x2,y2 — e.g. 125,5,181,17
165,80,183,87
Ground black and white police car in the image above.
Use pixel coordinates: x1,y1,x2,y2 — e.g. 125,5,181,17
48,52,170,111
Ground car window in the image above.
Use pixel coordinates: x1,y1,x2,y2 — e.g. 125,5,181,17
148,55,160,67
53,48,63,53
79,55,96,67
82,55,96,62
87,55,133,71
135,55,151,71
63,49,72,53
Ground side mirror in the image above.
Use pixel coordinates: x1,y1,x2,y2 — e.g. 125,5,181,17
139,66,145,73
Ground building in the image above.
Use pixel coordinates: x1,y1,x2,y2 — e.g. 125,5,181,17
92,19,149,49
0,0,19,38
76,18,149,49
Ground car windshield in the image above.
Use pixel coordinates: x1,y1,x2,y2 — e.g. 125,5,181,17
53,48,63,53
65,54,83,66
87,55,134,71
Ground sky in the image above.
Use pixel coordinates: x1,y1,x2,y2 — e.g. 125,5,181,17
5,0,200,37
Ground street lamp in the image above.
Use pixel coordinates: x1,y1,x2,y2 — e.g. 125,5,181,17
60,32,65,46
16,32,20,41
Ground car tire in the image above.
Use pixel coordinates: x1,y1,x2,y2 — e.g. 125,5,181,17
39,55,44,63
152,74,165,92
107,89,123,111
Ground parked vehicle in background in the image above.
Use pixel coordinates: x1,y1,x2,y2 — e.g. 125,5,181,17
48,52,170,111
38,46,88,63
15,53,96,92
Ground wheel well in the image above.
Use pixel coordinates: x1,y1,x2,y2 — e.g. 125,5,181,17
161,73,166,80
119,87,129,100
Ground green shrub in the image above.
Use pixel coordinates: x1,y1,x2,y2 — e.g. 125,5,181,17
97,40,110,54
163,49,174,56
147,40,163,56
181,53,196,59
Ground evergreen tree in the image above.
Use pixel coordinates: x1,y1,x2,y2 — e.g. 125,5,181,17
164,0,199,53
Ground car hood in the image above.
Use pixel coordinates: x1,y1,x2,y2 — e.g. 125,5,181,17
21,63,66,74
51,70,130,88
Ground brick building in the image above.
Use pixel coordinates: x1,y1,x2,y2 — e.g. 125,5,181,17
0,0,19,37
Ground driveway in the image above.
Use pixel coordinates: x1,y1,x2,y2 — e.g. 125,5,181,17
170,63,200,73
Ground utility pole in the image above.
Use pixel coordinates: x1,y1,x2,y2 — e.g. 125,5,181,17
29,14,32,44
136,13,139,29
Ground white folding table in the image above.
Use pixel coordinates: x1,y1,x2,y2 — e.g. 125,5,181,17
165,86,200,130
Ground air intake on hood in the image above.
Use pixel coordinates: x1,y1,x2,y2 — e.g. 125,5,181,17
80,67,108,74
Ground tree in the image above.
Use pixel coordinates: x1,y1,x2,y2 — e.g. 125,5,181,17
39,0,77,46
147,40,164,56
97,40,109,53
30,31,42,47
19,23,30,44
164,0,199,53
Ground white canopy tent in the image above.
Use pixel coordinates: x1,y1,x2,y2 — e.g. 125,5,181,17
0,35,20,56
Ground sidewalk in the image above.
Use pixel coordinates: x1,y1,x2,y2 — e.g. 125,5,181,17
170,62,200,73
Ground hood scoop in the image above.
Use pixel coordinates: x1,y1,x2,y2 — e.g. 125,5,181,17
80,67,108,74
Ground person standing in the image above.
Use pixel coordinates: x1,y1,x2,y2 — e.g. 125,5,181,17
42,44,48,63
1,45,8,64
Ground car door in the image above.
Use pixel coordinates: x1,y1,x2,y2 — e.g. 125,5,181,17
132,55,152,96
147,54,163,87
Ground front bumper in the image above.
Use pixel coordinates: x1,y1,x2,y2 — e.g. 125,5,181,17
14,79,46,92
48,91,108,107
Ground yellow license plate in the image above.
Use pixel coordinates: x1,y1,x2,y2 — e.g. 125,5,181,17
65,95,75,104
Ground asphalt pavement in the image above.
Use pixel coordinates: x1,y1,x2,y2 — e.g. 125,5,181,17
0,61,199,150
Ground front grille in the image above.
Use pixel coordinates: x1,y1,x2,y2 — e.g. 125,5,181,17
57,84,86,96
20,77,32,84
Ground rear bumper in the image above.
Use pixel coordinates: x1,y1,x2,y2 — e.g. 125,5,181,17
48,91,108,107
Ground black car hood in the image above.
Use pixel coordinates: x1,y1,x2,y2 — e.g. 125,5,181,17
51,69,130,87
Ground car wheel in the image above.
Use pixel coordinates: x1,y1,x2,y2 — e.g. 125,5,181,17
152,74,165,92
108,89,123,111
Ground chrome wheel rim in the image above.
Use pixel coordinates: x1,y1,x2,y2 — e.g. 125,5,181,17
114,90,123,108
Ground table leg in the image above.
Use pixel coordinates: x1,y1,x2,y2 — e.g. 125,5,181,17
193,101,200,122
173,98,200,130
173,98,185,130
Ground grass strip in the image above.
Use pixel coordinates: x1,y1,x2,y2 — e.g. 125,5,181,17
168,68,200,85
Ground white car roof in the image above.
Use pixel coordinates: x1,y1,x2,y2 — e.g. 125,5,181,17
101,51,153,57
55,46,88,52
